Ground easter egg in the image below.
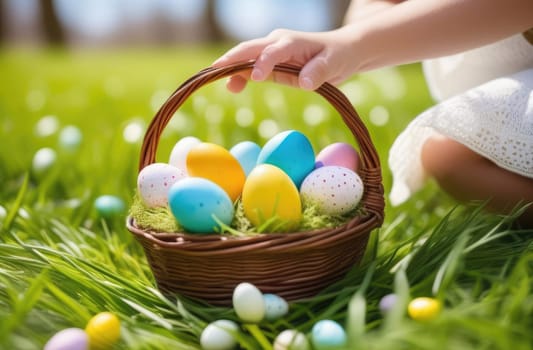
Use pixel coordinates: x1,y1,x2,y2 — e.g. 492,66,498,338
408,297,442,321
137,163,186,207
311,320,347,350
32,147,57,175
232,282,265,323
379,293,398,314
44,328,88,350
257,130,315,187
58,125,83,151
187,143,246,202
168,178,234,233
300,166,364,215
94,195,126,219
230,141,261,176
85,312,120,350
200,320,239,350
263,293,289,321
169,136,202,174
242,164,302,232
315,142,360,173
273,329,310,350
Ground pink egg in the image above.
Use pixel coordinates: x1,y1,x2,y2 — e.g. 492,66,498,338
315,142,360,173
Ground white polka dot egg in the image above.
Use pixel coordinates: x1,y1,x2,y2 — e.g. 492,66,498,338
299,166,364,215
137,163,186,208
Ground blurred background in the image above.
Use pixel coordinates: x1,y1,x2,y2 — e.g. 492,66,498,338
0,0,350,47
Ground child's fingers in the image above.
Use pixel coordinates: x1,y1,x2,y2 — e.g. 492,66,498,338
226,75,248,93
299,54,330,90
212,38,273,67
251,38,299,82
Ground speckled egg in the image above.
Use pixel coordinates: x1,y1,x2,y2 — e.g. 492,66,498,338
187,142,246,202
408,297,442,321
137,163,186,207
168,136,202,174
44,328,88,350
85,312,120,350
315,142,360,173
257,130,315,187
230,141,261,176
263,293,289,321
242,164,302,232
273,329,310,350
200,319,239,350
311,320,347,350
168,178,234,233
232,282,265,323
300,166,364,215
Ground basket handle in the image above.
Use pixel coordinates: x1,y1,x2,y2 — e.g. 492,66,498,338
138,60,384,222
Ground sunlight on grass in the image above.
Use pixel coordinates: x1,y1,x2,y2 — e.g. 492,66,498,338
1,48,532,350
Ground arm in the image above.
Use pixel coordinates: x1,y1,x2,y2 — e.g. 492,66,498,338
214,0,533,92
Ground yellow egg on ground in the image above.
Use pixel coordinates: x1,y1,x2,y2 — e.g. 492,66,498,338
85,312,121,350
242,164,302,232
407,297,442,321
186,142,246,202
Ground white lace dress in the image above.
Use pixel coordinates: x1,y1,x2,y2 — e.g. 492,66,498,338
388,32,533,206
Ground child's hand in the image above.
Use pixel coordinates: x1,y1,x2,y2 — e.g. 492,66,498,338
212,28,354,93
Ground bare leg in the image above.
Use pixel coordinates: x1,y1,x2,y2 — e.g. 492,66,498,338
421,136,533,227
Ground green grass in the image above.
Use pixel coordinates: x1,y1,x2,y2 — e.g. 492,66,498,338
1,46,532,350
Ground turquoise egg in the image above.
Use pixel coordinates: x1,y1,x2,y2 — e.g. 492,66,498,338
94,195,126,219
311,320,347,350
257,130,315,187
263,293,289,321
168,178,234,233
230,141,261,176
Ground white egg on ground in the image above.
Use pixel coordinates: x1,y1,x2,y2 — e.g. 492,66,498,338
263,293,289,321
44,328,88,350
58,125,83,151
273,329,310,350
168,136,201,174
232,282,265,323
200,320,239,350
32,147,57,175
300,166,364,215
137,163,186,208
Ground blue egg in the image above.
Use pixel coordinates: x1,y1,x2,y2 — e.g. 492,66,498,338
94,195,126,219
257,130,314,187
168,178,234,233
230,141,261,176
263,293,289,321
311,320,347,350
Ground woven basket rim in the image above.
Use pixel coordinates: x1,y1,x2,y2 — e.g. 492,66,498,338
132,59,385,241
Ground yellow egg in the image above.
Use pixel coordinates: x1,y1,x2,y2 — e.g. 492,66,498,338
242,164,302,232
407,297,442,321
85,312,120,350
186,142,246,202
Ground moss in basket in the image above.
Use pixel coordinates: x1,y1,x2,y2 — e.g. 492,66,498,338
130,190,362,235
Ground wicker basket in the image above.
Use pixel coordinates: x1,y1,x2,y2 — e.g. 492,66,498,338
126,60,384,306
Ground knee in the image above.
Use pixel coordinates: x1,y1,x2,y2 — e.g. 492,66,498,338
420,136,479,182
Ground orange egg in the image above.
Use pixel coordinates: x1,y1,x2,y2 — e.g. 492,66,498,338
242,164,302,232
186,142,246,202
